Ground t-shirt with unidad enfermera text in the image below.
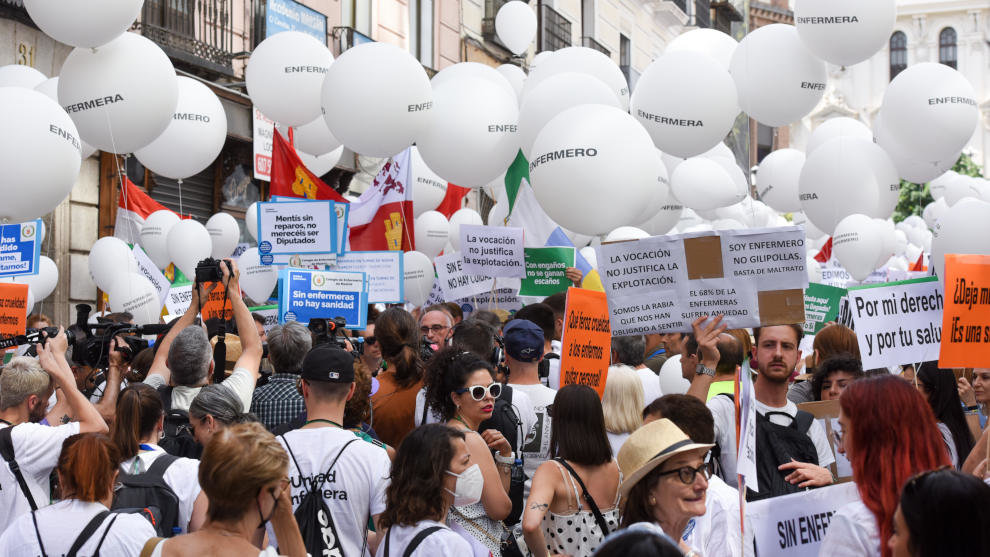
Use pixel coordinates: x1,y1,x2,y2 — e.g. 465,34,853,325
509,382,557,498
0,422,80,534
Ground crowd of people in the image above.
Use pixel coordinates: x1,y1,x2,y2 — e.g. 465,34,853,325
1,258,989,557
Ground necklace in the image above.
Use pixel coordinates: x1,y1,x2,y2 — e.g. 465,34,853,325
304,418,343,428
453,414,474,431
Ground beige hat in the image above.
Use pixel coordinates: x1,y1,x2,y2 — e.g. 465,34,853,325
616,418,715,498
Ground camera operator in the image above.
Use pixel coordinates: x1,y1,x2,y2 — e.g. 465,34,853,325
0,329,108,532
145,259,263,415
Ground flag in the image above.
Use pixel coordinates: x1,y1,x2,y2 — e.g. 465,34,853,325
114,177,175,244
504,150,558,247
814,237,832,263
735,360,759,493
347,148,415,252
910,252,925,272
269,129,347,202
435,184,471,218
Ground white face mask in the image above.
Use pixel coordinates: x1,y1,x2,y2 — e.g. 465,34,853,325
445,463,483,507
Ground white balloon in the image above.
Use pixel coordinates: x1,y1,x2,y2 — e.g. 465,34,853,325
496,64,526,102
32,78,97,158
659,355,690,395
671,157,742,212
429,63,516,99
833,214,883,281
579,246,598,268
88,236,138,292
167,219,212,280
879,63,978,164
893,229,908,256
495,1,537,55
791,211,826,241
108,273,160,325
322,42,432,157
206,213,240,259
806,257,823,283
238,247,278,304
927,171,955,201
274,116,341,157
297,146,344,177
661,152,687,177
411,146,448,216
873,218,898,268
10,256,58,300
729,24,827,127
415,211,449,259
529,104,656,236
806,117,873,154
632,152,672,225
931,198,990,279
943,174,983,207
632,50,739,158
418,76,519,187
665,28,739,69
134,77,226,180
448,209,484,251
604,227,649,242
24,0,143,48
24,288,35,317
530,51,553,71
922,198,948,229
518,72,620,159
487,201,508,226
710,156,749,202
0,87,81,223
902,215,927,230
522,46,629,110
756,149,805,212
0,64,46,88
712,218,746,230
793,0,897,66
638,203,684,236
246,32,332,127
403,251,435,306
58,33,178,153
246,202,259,242
139,210,181,269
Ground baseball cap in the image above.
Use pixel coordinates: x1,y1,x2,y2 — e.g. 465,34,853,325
503,319,545,362
300,345,355,383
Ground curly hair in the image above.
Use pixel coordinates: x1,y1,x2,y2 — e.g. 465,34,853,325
379,424,465,529
343,358,374,428
423,346,494,422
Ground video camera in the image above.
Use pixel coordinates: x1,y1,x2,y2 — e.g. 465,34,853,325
308,317,349,349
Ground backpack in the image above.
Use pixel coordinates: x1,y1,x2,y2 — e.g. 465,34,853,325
156,386,202,459
383,525,443,557
282,436,361,557
111,453,182,537
478,385,526,526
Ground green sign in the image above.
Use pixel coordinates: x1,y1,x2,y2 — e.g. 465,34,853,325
803,282,847,334
519,247,575,297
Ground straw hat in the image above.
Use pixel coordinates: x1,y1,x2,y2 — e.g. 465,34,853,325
616,418,714,498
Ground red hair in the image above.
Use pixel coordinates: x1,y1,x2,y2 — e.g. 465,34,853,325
58,433,121,502
840,376,949,557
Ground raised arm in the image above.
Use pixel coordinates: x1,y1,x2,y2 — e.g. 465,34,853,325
38,328,107,434
224,259,263,380
686,315,726,402
148,284,206,384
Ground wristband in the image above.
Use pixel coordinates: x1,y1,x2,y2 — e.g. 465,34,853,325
965,405,980,413
494,452,515,465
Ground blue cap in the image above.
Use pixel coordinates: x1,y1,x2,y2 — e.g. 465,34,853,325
503,319,545,362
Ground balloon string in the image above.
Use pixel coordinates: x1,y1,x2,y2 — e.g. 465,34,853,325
178,178,184,217
103,109,132,243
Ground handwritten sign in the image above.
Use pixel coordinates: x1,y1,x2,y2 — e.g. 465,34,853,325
435,252,494,300
848,277,943,368
940,254,990,368
559,288,611,397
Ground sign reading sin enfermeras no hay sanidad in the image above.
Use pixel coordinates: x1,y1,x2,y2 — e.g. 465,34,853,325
279,268,367,329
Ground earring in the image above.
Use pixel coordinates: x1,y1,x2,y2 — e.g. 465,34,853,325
649,496,657,506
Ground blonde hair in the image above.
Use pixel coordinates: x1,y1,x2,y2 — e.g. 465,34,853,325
199,422,288,522
0,356,52,410
602,364,644,434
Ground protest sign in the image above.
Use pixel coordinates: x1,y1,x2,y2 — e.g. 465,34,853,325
939,254,990,368
597,227,807,335
803,283,846,335
435,252,494,300
520,247,575,297
0,219,41,279
132,245,170,307
333,202,349,255
746,482,858,557
848,277,942,369
279,268,367,329
0,283,29,337
257,200,335,262
797,400,852,481
164,283,193,317
247,304,279,334
821,260,889,288
460,224,525,278
456,288,523,317
559,288,611,397
252,106,274,181
269,195,345,261
330,251,403,304
201,282,234,322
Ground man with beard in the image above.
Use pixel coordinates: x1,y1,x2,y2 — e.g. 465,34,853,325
0,330,108,532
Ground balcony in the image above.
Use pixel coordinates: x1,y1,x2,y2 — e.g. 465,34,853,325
0,0,32,26
581,36,610,57
693,0,711,28
539,4,571,53
133,0,238,77
331,26,374,57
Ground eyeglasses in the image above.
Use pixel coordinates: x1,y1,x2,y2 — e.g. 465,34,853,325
421,325,450,335
656,463,710,485
455,383,502,401
364,336,376,345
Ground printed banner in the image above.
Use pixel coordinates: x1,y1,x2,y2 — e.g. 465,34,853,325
460,224,525,278
0,219,41,278
278,268,367,329
597,227,807,334
257,200,336,261
746,482,859,557
940,254,990,368
252,106,274,181
848,277,942,369
330,251,403,304
164,283,193,317
803,283,847,335
132,244,170,308
435,252,494,300
454,288,523,317
0,283,29,337
559,288,611,397
519,247,575,297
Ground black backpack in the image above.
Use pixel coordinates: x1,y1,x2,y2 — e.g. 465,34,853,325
111,453,182,536
746,409,819,502
479,385,526,526
156,386,202,459
281,436,362,557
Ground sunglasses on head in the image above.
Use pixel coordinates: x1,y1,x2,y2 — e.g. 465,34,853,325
455,383,502,401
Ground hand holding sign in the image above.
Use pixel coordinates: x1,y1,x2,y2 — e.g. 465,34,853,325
692,314,727,368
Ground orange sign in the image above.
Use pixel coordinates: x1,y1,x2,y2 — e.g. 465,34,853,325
0,283,30,338
559,287,612,397
201,282,234,322
939,254,990,368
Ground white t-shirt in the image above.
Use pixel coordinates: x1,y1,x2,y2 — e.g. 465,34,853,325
414,388,441,426
0,421,80,533
635,366,663,407
708,396,836,488
144,366,256,413
509,382,557,496
548,340,563,390
377,521,472,557
0,499,156,556
819,500,880,557
119,444,202,533
272,427,390,555
606,431,630,457
683,475,753,557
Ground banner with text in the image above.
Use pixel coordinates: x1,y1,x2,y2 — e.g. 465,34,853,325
258,200,335,263
803,283,846,335
247,304,280,335
520,247,575,297
132,245,170,307
278,268,367,329
270,195,347,260
330,251,403,304
252,106,274,181
165,282,193,317
747,482,859,557
435,252,494,300
559,287,611,397
0,219,41,279
0,283,29,338
454,288,523,317
460,224,525,278
848,277,943,369
940,254,990,368
597,227,807,335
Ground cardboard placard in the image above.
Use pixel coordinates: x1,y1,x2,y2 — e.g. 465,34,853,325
848,277,942,369
803,283,847,335
559,288,611,397
247,304,280,335
460,224,525,278
278,268,367,329
746,482,859,557
519,247,575,297
330,250,403,304
435,252,494,300
797,399,852,482
0,220,42,279
257,200,336,262
0,283,29,337
940,254,990,368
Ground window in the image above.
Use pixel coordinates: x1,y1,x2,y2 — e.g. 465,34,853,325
889,31,906,81
939,27,957,69
619,34,631,88
343,0,372,35
539,4,571,52
756,123,773,164
409,0,434,66
581,0,595,40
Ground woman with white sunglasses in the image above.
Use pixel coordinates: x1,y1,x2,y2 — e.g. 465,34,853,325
424,347,512,556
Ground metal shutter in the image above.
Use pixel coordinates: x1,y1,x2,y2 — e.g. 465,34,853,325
148,165,215,222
